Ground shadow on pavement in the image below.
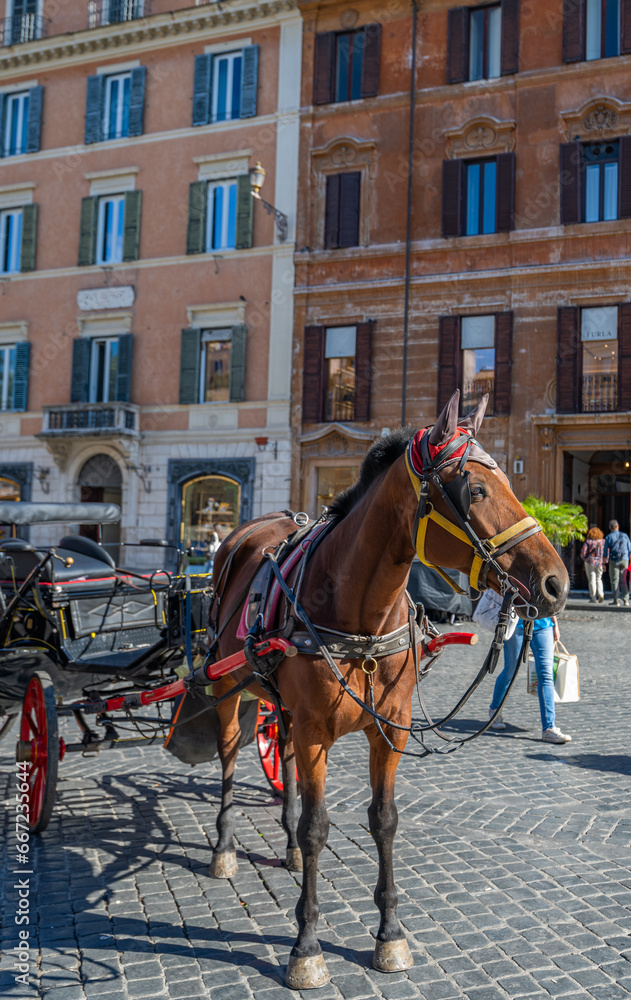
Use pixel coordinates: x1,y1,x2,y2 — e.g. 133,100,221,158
528,751,631,774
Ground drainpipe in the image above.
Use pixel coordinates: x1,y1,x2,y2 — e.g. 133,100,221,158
401,0,418,427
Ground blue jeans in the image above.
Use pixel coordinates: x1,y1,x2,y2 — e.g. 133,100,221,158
489,623,556,732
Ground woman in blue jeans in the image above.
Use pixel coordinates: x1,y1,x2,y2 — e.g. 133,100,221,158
489,616,572,744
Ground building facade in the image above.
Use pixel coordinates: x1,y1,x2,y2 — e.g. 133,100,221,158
292,0,631,577
0,0,300,563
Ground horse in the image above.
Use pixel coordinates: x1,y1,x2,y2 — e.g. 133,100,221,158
206,390,569,989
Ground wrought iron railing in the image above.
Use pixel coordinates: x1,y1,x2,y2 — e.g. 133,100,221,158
0,13,47,46
326,380,355,422
87,0,149,28
582,372,618,412
41,403,138,435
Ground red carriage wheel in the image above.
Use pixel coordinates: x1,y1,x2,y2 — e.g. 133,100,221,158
17,672,59,834
256,700,298,795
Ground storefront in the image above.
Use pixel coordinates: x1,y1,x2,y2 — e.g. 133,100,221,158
166,459,254,556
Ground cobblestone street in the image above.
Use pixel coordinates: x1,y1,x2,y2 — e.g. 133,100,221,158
2,605,630,1000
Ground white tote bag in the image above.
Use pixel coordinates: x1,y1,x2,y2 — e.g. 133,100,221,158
527,641,580,702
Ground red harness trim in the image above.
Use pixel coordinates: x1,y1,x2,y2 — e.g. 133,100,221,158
409,426,472,473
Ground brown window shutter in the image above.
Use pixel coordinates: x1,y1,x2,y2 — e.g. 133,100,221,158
500,0,520,75
442,159,465,237
557,307,581,413
339,172,361,247
619,136,631,219
494,312,513,415
313,32,335,104
354,321,373,421
622,0,631,52
560,142,583,225
437,316,461,412
361,24,381,97
618,304,631,410
496,152,515,232
302,325,326,423
324,174,340,249
447,7,469,83
562,0,585,61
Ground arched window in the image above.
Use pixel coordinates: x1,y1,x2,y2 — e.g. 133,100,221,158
180,475,240,556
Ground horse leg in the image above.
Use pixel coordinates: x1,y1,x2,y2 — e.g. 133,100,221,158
366,723,413,973
209,684,241,879
285,738,330,990
279,714,302,871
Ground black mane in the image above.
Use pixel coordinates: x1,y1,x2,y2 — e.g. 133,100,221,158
327,426,416,520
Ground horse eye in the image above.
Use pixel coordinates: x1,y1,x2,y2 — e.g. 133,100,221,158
470,485,486,498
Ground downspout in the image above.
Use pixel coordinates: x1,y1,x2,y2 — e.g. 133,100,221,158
401,0,418,427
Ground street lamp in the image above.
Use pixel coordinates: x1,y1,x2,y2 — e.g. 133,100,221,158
249,161,288,242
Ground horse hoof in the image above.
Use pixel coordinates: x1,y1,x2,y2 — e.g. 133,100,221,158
285,953,330,990
372,937,414,973
285,847,303,871
209,851,238,879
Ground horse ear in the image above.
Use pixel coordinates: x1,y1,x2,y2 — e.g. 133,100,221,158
459,393,489,436
428,390,460,447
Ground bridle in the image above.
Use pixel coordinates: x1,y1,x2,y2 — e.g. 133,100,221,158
405,426,542,600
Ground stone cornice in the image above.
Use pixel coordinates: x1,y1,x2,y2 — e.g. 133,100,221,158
0,0,297,74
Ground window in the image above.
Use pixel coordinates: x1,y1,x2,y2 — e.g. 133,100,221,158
325,327,356,421
96,195,124,264
324,172,361,249
4,92,29,156
335,31,365,102
90,0,145,27
313,24,381,105
466,159,497,235
469,5,502,80
180,475,240,551
316,465,359,514
103,72,131,140
89,338,119,403
461,316,495,414
586,0,620,59
584,141,619,222
206,180,237,250
0,209,22,274
212,52,242,122
0,346,16,411
581,306,618,411
200,330,231,403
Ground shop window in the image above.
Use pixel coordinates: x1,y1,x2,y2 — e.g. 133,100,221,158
316,466,359,515
180,474,240,557
461,315,495,414
581,306,618,412
325,326,356,422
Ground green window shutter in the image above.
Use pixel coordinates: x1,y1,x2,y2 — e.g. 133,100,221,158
229,324,246,402
186,181,207,254
11,342,30,412
71,338,91,403
179,328,201,404
116,333,133,402
78,196,98,266
122,190,142,262
0,94,5,158
192,54,211,126
19,204,37,272
235,175,253,250
85,75,104,144
240,44,259,118
26,85,43,153
128,67,146,137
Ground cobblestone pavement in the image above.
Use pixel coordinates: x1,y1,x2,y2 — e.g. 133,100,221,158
2,606,631,1000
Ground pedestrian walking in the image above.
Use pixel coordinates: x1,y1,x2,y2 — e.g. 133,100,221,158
580,525,605,603
604,519,631,606
489,615,572,744
204,529,221,575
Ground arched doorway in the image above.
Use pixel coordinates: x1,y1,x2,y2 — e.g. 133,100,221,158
180,475,240,564
77,454,122,557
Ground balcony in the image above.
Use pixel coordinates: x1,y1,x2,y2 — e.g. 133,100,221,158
0,13,47,46
39,403,140,438
582,373,618,413
87,0,150,28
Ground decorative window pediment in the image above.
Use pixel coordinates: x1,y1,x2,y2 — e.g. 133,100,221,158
445,116,516,160
561,97,631,142
311,138,375,249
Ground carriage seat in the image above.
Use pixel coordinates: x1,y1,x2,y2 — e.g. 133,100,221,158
0,539,115,585
59,535,116,569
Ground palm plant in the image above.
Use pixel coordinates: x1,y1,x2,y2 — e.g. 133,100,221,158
521,496,588,546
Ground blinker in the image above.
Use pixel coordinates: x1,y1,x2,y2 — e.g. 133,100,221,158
442,471,471,521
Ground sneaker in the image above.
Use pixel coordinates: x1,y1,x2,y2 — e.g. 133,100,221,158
489,708,506,730
542,726,572,744
624,598,630,607
598,597,605,603
609,600,620,606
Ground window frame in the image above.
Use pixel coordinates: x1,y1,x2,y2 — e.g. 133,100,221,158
334,29,365,102
96,194,125,265
211,50,243,123
4,91,29,157
584,140,620,222
460,315,496,415
468,3,502,81
580,305,619,412
586,0,621,59
205,178,238,251
102,71,131,141
88,336,119,403
0,344,16,411
199,328,232,404
324,325,357,423
465,157,497,236
0,207,23,274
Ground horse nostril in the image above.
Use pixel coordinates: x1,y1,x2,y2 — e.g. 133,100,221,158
542,574,564,602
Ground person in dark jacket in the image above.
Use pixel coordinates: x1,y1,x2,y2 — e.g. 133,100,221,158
604,520,631,606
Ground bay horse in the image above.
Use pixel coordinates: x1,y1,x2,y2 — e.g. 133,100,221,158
207,390,569,989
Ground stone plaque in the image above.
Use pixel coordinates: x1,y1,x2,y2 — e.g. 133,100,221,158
77,287,135,311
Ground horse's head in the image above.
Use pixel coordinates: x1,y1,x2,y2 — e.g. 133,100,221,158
407,390,569,618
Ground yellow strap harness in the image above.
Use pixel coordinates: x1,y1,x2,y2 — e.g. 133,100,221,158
405,438,541,595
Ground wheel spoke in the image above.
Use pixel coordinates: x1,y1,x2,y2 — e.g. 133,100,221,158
30,765,44,823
